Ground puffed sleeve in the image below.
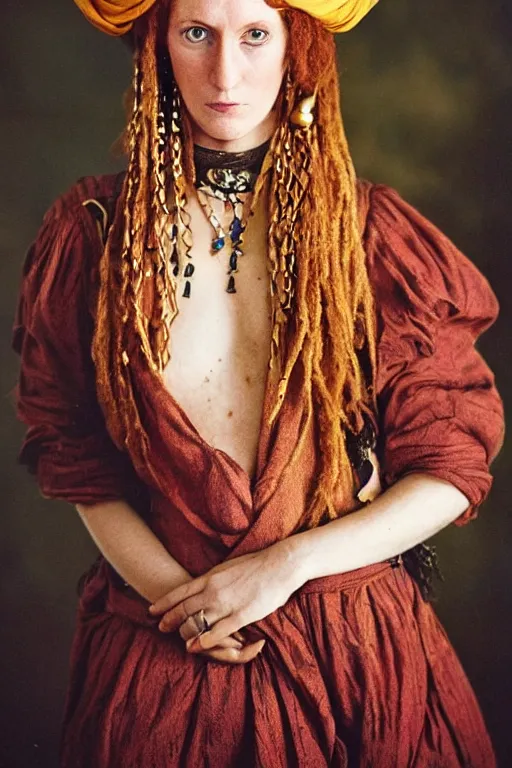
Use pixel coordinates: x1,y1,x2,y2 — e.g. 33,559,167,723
12,184,140,505
365,183,504,525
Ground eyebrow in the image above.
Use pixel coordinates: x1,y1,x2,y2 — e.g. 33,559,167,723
174,18,275,29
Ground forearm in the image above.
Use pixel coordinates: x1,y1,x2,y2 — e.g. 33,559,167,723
76,499,191,603
290,473,470,585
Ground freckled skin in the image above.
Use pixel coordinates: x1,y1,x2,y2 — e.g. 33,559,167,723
161,0,287,479
162,194,273,479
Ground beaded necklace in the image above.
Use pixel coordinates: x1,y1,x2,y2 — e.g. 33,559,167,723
192,139,271,294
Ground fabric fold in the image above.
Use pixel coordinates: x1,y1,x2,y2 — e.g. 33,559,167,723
12,176,143,505
13,174,501,767
365,183,504,524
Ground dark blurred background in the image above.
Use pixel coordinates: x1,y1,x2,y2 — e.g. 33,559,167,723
1,0,510,766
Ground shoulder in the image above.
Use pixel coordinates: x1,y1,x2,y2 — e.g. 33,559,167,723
357,179,499,332
27,172,125,281
46,172,125,216
14,173,125,343
39,172,125,238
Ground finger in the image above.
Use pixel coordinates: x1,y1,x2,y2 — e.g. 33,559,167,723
179,615,210,642
149,577,207,616
199,648,245,665
236,639,266,662
187,615,246,652
199,640,266,665
202,649,241,664
178,615,238,644
159,603,191,634
159,593,223,634
204,636,243,650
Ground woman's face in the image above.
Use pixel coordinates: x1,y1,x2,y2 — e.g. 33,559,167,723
167,0,288,152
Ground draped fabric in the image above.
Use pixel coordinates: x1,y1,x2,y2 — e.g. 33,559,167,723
12,174,503,766
282,0,379,34
365,183,504,523
73,0,157,35
73,0,379,36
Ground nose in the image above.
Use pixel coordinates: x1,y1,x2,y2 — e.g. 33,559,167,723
210,37,241,95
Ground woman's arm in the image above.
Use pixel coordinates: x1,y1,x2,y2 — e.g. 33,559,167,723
76,500,266,664
76,500,191,603
290,473,469,583
149,473,468,649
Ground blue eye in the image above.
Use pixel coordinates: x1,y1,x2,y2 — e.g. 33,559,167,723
184,27,208,43
245,29,268,45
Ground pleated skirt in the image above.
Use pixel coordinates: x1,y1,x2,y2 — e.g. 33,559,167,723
60,559,495,767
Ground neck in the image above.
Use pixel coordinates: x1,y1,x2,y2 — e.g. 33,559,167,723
190,110,277,153
193,139,271,198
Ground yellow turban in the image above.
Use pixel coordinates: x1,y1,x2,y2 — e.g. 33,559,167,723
73,0,157,35
283,0,378,33
73,0,378,36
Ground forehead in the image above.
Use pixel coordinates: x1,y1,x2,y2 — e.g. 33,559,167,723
169,0,283,26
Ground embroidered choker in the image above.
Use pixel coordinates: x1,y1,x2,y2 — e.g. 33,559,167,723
191,139,271,294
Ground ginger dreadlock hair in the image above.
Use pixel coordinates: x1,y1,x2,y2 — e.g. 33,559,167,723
92,1,377,526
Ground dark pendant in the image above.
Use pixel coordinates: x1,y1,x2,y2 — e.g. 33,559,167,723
226,275,236,293
184,263,195,278
212,237,225,251
230,217,244,243
183,280,191,299
172,264,179,277
229,252,238,272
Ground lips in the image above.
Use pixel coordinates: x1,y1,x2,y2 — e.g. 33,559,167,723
207,103,241,113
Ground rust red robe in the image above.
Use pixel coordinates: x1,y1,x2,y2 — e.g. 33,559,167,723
13,174,504,767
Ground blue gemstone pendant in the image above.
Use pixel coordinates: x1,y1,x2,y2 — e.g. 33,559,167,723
212,237,225,251
230,217,244,243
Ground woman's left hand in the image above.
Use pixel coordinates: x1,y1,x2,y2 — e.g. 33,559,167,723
148,539,304,652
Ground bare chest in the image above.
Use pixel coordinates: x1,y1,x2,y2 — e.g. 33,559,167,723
162,195,272,478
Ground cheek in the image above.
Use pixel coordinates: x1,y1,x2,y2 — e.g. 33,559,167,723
254,50,286,100
168,34,199,86
168,46,184,81
169,51,202,101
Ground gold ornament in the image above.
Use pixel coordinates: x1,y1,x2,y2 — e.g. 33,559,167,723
290,94,316,128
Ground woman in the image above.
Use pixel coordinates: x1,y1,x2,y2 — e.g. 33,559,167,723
12,0,504,765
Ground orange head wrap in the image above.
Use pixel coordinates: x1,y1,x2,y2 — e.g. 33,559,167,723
74,0,159,35
73,0,378,35
282,0,378,33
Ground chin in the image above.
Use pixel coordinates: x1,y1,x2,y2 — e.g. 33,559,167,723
194,115,273,150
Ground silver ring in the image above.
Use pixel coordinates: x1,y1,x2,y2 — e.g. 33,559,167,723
191,609,210,636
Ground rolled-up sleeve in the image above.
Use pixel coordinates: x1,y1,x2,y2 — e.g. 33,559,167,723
365,183,504,525
12,189,138,505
